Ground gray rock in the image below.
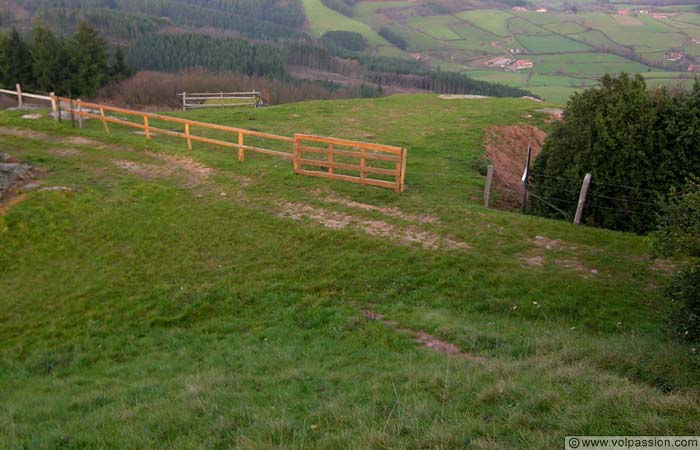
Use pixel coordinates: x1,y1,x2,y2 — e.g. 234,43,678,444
0,162,31,192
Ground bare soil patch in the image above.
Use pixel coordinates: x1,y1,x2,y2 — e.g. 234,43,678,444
114,152,214,186
520,255,545,268
146,152,214,179
60,136,104,147
113,160,168,179
531,235,566,251
363,310,486,362
521,236,598,276
278,202,468,251
0,126,50,140
49,148,82,157
320,192,439,224
483,123,546,208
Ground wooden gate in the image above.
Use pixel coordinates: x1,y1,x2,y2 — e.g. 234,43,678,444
294,134,407,192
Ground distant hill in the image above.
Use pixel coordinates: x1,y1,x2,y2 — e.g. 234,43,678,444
0,0,306,41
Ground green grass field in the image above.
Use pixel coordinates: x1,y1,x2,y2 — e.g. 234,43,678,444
301,0,391,46
516,34,592,53
1,95,699,448
454,10,513,36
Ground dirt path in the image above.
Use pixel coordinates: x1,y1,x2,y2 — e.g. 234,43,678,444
363,310,486,362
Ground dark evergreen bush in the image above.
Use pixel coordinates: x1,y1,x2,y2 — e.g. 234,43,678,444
530,74,700,233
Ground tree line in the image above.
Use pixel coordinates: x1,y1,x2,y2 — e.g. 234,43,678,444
37,8,166,41
125,34,287,79
284,43,537,98
15,0,306,42
0,21,132,97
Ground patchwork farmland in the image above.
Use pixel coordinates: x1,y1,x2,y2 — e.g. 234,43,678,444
304,0,700,103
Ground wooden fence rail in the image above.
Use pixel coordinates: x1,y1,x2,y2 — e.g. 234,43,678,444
0,85,407,192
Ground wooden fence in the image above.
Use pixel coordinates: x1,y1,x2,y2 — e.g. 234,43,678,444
59,97,407,192
0,84,407,191
0,83,57,114
177,91,267,110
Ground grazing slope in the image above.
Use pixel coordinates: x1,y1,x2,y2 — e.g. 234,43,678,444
0,95,698,449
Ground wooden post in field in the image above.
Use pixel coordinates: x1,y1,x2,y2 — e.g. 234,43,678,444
144,116,150,140
484,164,495,208
521,144,531,213
574,173,592,225
220,91,224,109
15,83,22,109
185,122,192,150
399,148,407,192
238,132,244,162
76,99,84,129
99,107,109,134
293,136,301,174
69,98,76,126
360,145,366,185
182,92,187,111
50,93,58,121
328,143,334,175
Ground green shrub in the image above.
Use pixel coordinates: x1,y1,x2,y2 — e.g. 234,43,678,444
665,261,700,342
321,30,366,52
649,179,700,342
530,74,700,233
379,27,407,51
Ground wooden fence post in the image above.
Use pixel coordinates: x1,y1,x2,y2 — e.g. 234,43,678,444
238,132,244,162
293,136,301,174
522,144,531,213
69,98,75,126
99,107,110,134
484,164,495,208
185,122,192,150
328,143,334,175
144,116,150,140
359,144,366,185
574,173,592,225
15,83,22,109
76,99,83,129
400,148,407,192
50,93,58,121
182,92,187,111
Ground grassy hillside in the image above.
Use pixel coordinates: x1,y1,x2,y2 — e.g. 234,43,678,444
1,95,699,449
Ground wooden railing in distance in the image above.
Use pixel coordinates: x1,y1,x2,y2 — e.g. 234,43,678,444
294,134,407,192
58,97,294,161
177,91,267,110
